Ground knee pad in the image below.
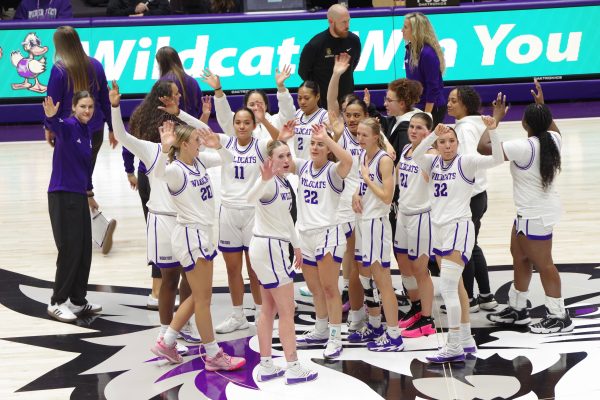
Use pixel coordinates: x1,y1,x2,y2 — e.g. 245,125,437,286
359,275,380,308
402,275,418,291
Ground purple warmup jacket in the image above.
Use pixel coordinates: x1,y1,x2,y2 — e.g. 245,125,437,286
46,115,93,194
14,0,72,20
160,72,203,118
404,43,446,110
46,57,113,134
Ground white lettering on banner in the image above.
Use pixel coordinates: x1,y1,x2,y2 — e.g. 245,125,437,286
179,36,209,78
475,24,515,66
475,24,582,66
277,38,300,73
134,37,153,80
355,30,404,71
93,39,136,80
546,32,581,62
238,47,273,76
439,38,457,68
209,47,238,77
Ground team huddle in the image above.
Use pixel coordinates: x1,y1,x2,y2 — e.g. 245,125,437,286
42,28,569,385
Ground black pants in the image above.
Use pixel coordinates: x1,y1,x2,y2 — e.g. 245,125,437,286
138,172,162,279
462,191,491,298
49,191,92,306
431,104,448,127
90,130,103,177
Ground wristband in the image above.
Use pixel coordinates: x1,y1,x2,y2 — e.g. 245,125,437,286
214,87,222,91
87,192,94,198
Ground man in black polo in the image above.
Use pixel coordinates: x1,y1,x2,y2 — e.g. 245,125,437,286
299,4,361,109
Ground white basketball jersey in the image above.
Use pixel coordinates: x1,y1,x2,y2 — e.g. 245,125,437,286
294,108,329,159
358,149,394,220
253,176,296,242
219,135,268,209
339,127,361,200
168,155,217,226
503,132,562,226
428,155,475,225
397,144,431,215
295,158,344,231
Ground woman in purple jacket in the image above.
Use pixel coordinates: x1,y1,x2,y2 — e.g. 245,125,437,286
14,0,72,20
44,91,102,323
45,26,117,254
402,12,446,126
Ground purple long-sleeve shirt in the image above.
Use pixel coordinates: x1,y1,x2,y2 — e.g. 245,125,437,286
14,0,72,19
46,115,93,194
160,72,203,118
404,43,445,110
46,57,113,134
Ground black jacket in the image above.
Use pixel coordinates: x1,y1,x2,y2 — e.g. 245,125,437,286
107,0,170,16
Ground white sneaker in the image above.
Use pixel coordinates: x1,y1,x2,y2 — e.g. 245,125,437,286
257,363,285,382
323,339,343,359
296,329,329,345
215,313,249,334
147,294,159,310
47,302,77,323
176,342,189,355
178,319,201,343
285,363,318,385
67,301,102,315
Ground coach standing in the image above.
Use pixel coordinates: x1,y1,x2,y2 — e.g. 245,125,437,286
299,4,361,109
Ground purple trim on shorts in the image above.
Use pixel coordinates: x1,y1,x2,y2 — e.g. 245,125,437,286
156,261,180,269
428,212,432,257
382,261,391,268
218,245,245,253
303,259,318,267
461,254,470,265
463,221,470,257
343,222,354,238
369,219,375,264
184,227,195,268
261,281,279,289
268,239,280,287
416,213,422,258
154,214,158,264
324,228,329,248
355,255,363,262
183,263,195,272
333,255,343,263
457,158,475,185
452,223,459,250
379,217,385,261
526,233,553,240
513,139,535,170
408,255,418,261
394,246,408,254
433,248,453,257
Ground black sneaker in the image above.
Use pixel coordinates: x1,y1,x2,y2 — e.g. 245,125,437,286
478,294,498,311
487,306,531,325
440,298,479,314
399,300,422,328
530,309,574,334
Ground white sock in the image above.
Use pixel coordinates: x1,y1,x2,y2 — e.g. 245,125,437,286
386,326,401,339
260,356,272,367
350,308,366,323
287,360,300,369
343,278,349,288
509,283,529,310
460,322,472,342
315,317,329,334
545,296,566,318
368,314,382,329
479,292,491,297
447,329,461,347
204,341,220,358
232,305,244,319
157,324,168,340
329,324,342,340
163,327,178,346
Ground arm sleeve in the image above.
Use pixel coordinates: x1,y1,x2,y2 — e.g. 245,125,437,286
420,49,442,105
106,0,134,16
247,176,276,204
199,146,232,168
44,115,66,139
462,129,504,173
111,106,159,166
178,110,210,130
298,41,316,82
214,95,235,136
58,0,73,18
412,132,437,175
122,147,135,174
154,151,185,191
269,89,296,129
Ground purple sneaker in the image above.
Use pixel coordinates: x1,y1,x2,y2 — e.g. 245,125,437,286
367,332,405,352
347,323,384,343
323,339,343,359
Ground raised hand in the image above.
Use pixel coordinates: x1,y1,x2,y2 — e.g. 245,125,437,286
199,68,222,90
433,123,449,137
254,102,266,122
109,80,121,107
158,95,179,116
159,120,176,151
492,91,508,124
275,64,292,88
311,123,330,144
530,78,545,104
278,119,296,142
198,127,220,149
260,158,276,181
481,115,497,130
201,95,212,115
363,87,371,106
333,52,351,76
42,96,60,118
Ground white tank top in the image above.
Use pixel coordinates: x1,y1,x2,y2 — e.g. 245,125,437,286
397,144,431,215
295,158,344,231
293,108,329,159
219,134,268,209
358,149,394,220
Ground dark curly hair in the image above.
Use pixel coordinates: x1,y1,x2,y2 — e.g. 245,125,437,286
523,103,561,190
388,79,423,110
129,80,182,143
454,86,481,116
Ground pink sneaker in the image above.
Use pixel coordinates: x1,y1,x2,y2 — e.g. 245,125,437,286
151,338,183,363
205,348,246,371
398,312,422,328
401,317,436,338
